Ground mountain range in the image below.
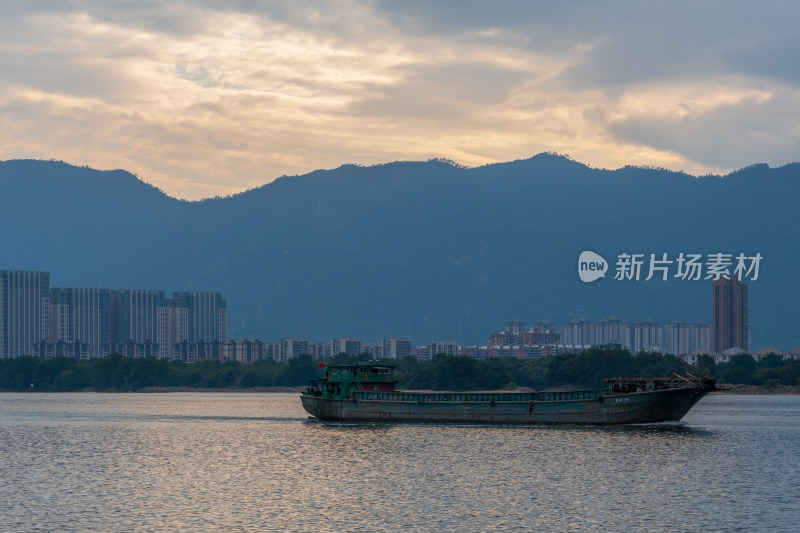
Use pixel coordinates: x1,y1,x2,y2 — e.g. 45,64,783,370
1,154,798,349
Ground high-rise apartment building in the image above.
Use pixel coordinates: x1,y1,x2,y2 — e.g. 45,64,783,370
0,270,50,358
412,341,458,361
630,319,663,353
560,320,598,346
381,337,413,359
153,291,226,359
598,317,630,348
329,334,362,356
712,277,749,352
157,304,188,359
428,341,460,357
309,341,332,359
48,287,112,359
277,337,310,362
120,289,167,344
172,292,227,343
664,321,711,355
362,342,383,358
694,323,711,354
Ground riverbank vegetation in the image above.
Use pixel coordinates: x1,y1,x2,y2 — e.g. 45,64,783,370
0,348,798,392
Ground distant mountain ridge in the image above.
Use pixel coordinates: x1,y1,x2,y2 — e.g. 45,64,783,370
1,155,798,349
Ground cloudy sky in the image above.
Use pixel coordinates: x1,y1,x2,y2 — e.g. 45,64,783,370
1,1,798,199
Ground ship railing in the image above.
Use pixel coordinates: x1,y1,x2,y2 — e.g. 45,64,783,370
304,380,323,396
353,389,606,403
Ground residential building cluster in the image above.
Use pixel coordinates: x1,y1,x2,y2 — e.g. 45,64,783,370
0,269,421,364
306,334,414,360
1,270,227,360
280,335,414,362
2,269,795,365
461,320,587,360
559,318,711,355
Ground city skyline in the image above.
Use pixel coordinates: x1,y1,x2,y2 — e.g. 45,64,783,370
2,268,787,364
1,269,227,360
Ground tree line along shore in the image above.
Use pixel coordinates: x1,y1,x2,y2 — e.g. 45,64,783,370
0,348,798,393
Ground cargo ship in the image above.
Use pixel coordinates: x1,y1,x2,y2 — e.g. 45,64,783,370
300,362,717,425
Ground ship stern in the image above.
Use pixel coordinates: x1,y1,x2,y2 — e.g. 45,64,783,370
300,395,343,421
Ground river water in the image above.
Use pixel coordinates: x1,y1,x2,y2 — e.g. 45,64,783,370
0,392,797,532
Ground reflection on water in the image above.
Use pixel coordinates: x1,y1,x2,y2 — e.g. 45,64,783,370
0,393,798,532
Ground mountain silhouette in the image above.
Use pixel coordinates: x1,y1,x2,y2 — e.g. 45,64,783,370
1,155,797,349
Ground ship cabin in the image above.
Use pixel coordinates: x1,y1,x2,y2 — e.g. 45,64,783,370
311,363,398,399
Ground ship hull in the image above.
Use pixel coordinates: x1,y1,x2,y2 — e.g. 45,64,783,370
301,387,711,425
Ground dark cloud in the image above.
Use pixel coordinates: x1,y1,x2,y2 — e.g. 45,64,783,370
608,89,800,169
727,36,800,84
374,1,800,89
373,0,580,35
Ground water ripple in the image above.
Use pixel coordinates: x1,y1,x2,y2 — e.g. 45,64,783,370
0,392,798,532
